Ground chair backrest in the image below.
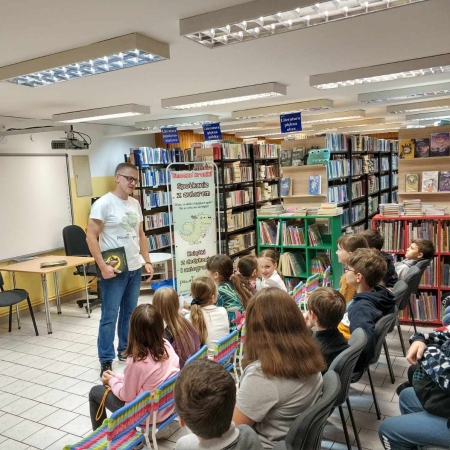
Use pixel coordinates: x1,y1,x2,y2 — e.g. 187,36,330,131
106,390,152,445
321,266,331,287
0,272,4,290
276,370,341,450
392,280,410,311
369,308,398,365
185,344,208,365
329,328,367,406
404,261,429,297
213,330,239,367
152,374,178,427
63,225,92,257
63,424,108,449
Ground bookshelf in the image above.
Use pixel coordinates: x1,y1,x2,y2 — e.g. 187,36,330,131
256,214,342,289
372,214,450,325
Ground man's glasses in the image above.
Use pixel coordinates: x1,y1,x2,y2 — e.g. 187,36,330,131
117,174,138,184
343,266,357,274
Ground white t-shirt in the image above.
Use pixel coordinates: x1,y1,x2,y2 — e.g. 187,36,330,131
260,272,287,292
187,305,229,358
90,192,144,271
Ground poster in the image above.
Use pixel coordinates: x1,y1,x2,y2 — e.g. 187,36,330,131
171,169,217,294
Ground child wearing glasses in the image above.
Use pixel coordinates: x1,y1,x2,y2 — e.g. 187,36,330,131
338,248,396,372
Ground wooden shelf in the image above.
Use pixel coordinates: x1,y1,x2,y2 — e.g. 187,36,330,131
399,191,450,195
281,194,326,199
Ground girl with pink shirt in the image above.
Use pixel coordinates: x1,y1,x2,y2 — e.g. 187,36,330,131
89,304,180,430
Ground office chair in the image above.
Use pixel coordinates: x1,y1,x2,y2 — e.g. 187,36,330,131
62,225,101,312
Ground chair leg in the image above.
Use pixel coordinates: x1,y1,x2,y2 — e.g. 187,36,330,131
367,368,381,420
15,304,21,329
346,398,362,450
338,405,352,450
408,296,418,334
397,324,406,357
383,339,395,384
27,297,39,336
8,306,12,332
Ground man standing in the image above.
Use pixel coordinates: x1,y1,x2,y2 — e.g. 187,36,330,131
87,162,153,376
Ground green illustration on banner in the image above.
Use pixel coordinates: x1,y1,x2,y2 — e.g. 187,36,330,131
171,170,217,294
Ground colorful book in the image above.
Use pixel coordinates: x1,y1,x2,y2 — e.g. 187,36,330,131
308,175,322,195
439,171,450,192
430,133,450,157
405,173,419,192
307,224,323,246
280,178,292,196
101,246,128,272
422,171,439,193
292,147,305,166
280,149,293,167
399,139,415,159
415,139,430,158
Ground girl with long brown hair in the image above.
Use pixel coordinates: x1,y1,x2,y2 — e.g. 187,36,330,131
236,255,260,296
233,288,325,448
89,304,179,430
153,287,201,368
188,276,229,358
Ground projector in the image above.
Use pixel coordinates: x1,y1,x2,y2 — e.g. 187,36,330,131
51,138,89,150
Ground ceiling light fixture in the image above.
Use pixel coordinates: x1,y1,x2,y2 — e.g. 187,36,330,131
386,98,450,114
336,124,402,134
310,53,450,90
358,82,450,104
405,109,450,122
231,99,333,120
180,0,428,49
0,33,170,88
303,109,365,124
135,114,219,129
220,121,266,132
53,104,150,123
161,82,286,110
311,117,385,131
236,127,282,138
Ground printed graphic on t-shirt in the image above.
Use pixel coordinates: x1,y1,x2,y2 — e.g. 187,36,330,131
120,212,139,232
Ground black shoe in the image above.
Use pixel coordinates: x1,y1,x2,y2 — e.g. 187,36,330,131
117,353,126,362
396,381,411,396
100,361,112,378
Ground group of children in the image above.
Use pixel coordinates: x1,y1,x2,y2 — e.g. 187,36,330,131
88,229,439,450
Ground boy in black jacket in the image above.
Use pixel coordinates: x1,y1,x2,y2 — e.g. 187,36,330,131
338,248,396,372
362,229,398,288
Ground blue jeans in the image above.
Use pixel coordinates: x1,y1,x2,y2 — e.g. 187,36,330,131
442,306,450,326
378,387,450,449
98,268,142,363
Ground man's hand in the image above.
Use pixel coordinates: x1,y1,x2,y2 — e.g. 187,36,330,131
407,341,427,365
143,262,154,282
100,265,120,279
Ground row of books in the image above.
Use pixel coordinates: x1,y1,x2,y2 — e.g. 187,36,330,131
380,192,390,205
377,220,404,251
142,190,171,210
257,203,285,216
350,135,397,153
145,212,171,230
392,173,399,187
317,203,343,216
327,158,350,179
399,134,450,159
325,133,350,152
380,157,390,171
259,220,279,245
363,155,379,174
399,292,438,322
219,210,254,233
380,204,400,216
351,158,363,176
352,180,366,199
350,203,366,224
368,175,379,194
282,221,305,246
280,148,305,167
310,253,332,275
208,142,251,160
141,168,171,187
420,257,438,286
147,233,171,251
279,251,306,276
441,262,450,286
380,175,389,190
253,143,280,159
307,224,323,246
220,162,253,185
328,184,348,204
221,188,254,208
369,196,379,216
408,220,438,244
131,147,183,166
405,171,450,193
255,164,278,180
441,222,450,251
227,231,256,256
256,182,279,201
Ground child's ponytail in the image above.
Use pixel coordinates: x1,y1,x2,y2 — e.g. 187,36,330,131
190,277,216,344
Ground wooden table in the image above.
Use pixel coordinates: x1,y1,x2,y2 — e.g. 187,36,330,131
0,255,95,334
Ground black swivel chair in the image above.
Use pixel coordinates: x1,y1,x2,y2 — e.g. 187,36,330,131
392,280,410,356
0,273,38,336
272,370,341,450
62,225,101,312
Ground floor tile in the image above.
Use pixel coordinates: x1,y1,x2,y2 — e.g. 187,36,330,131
369,399,401,417
52,393,87,411
22,426,66,449
20,403,59,422
75,368,100,382
19,384,52,400
32,372,63,386
0,392,21,408
1,397,39,415
47,376,81,391
34,389,70,406
0,413,25,433
2,420,44,441
60,414,92,437
357,429,386,450
2,379,34,394
0,439,30,450
44,434,81,450
71,402,90,417
350,410,384,431
39,409,79,429
65,380,97,396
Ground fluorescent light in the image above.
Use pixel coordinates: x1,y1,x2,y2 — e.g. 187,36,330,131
180,0,428,49
303,109,365,124
232,99,333,119
358,82,450,104
135,114,219,129
386,98,450,114
161,82,286,110
405,109,450,122
220,121,266,132
0,33,170,88
337,124,402,134
236,127,281,138
311,118,385,131
0,125,72,137
53,104,150,123
311,53,450,90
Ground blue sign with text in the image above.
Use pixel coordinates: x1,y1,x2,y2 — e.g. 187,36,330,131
280,112,302,133
161,127,180,144
203,122,223,141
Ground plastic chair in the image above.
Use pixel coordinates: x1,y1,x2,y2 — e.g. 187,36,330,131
321,266,331,287
63,224,101,313
213,330,239,380
392,280,409,356
238,323,246,377
151,374,179,450
63,391,152,450
290,281,304,307
272,370,341,450
185,344,208,365
329,328,367,450
0,272,38,336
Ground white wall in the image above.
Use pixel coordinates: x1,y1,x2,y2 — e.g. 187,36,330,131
0,123,156,177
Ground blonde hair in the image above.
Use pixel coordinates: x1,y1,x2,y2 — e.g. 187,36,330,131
190,277,217,344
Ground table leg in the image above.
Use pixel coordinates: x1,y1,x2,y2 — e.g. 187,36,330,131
53,273,62,315
82,265,90,318
41,274,52,334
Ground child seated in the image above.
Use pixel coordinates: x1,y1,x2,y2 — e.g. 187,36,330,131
175,359,263,450
236,255,260,296
258,249,287,292
336,234,369,302
337,248,396,371
394,238,435,280
362,229,398,288
304,287,348,371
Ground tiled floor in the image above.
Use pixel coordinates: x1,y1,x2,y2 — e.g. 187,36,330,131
0,291,432,450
